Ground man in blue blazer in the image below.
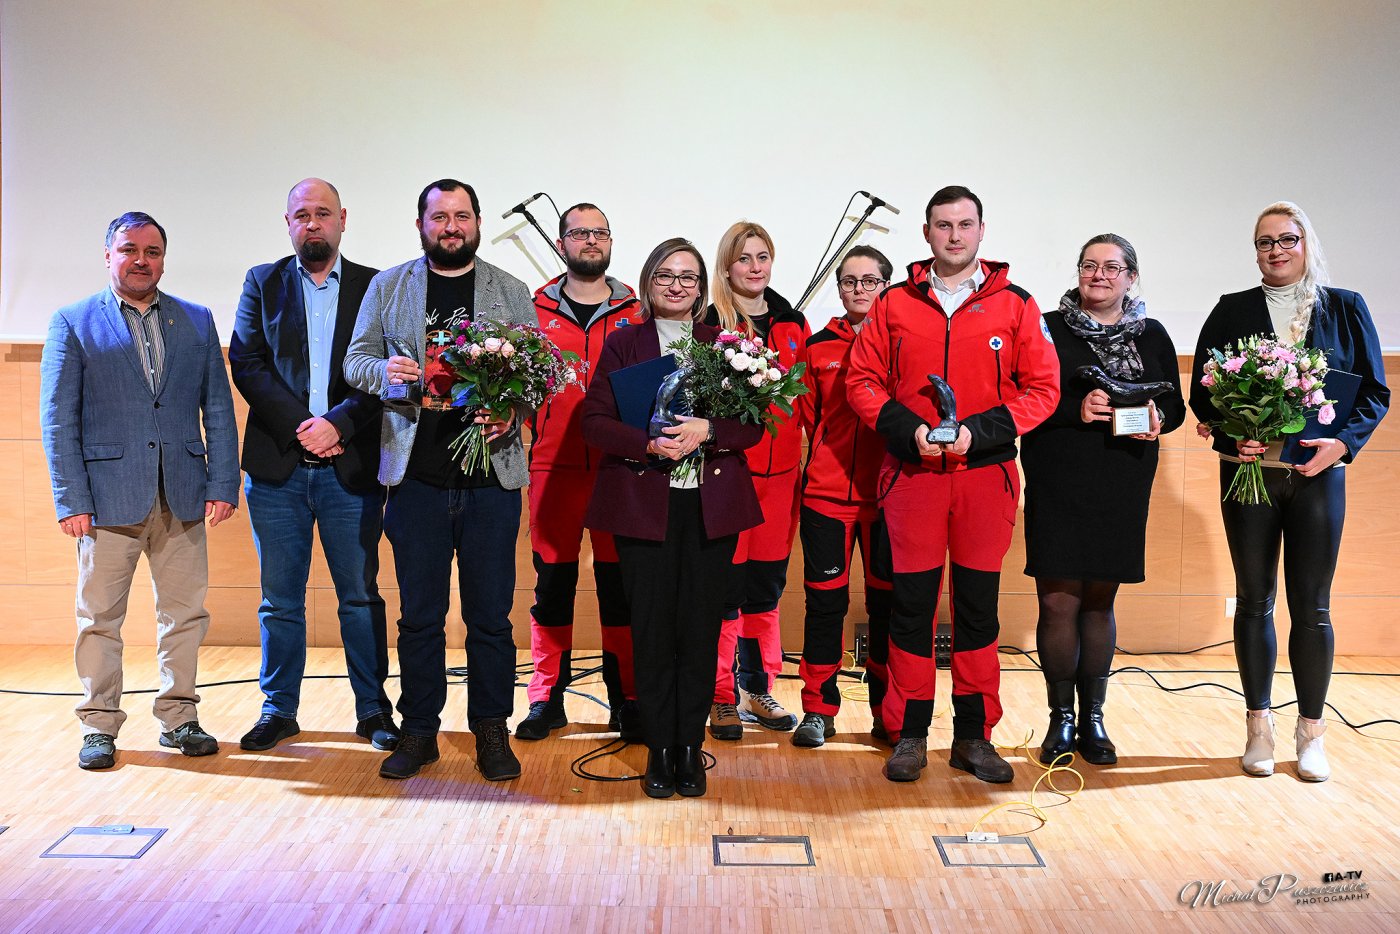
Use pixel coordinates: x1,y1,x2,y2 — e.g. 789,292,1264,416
230,178,397,753
40,211,241,770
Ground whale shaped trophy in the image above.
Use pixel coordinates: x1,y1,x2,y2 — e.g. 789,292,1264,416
925,374,960,445
382,334,424,411
648,367,694,439
1075,364,1175,436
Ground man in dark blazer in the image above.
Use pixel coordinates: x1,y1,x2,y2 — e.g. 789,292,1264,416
41,211,241,770
229,178,397,753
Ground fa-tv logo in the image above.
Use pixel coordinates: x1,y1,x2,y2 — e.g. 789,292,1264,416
1323,870,1362,884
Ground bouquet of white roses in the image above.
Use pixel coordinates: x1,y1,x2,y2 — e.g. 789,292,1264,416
1200,335,1333,505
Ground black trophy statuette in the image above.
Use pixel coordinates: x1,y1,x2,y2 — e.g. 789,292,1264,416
649,368,693,438
925,374,960,445
382,334,423,411
1075,365,1174,436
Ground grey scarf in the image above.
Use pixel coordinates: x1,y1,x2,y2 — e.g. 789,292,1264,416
1058,288,1147,379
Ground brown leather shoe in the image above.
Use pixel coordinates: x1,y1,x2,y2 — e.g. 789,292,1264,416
949,738,1014,783
708,703,743,741
882,736,928,782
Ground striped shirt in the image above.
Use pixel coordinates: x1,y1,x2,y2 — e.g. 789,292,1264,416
115,288,165,392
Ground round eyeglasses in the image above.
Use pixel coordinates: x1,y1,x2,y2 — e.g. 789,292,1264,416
838,276,887,293
1077,261,1129,280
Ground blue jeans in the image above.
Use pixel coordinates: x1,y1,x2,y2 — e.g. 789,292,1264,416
383,477,521,735
245,467,391,721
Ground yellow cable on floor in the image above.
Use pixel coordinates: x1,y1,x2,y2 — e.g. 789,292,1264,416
968,728,1085,836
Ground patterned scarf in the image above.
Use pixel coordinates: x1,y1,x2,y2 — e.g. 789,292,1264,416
1058,288,1147,379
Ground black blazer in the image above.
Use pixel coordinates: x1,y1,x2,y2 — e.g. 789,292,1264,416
230,255,383,492
1190,285,1389,462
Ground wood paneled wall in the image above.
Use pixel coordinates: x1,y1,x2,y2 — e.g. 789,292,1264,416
4,343,1397,655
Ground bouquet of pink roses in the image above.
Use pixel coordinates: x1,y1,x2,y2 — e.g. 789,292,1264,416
1200,335,1333,504
439,319,581,477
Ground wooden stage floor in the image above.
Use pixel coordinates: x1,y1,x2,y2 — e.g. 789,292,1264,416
0,646,1396,932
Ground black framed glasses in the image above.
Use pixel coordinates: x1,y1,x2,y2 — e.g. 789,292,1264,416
838,276,887,293
1254,234,1302,252
652,271,701,289
1077,261,1130,279
564,227,611,242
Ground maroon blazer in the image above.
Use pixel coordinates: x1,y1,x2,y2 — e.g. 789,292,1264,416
582,317,764,542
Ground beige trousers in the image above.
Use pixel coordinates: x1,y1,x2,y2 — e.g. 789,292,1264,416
74,494,210,736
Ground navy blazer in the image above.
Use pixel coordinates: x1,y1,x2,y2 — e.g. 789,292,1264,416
1190,286,1389,461
230,255,382,492
582,317,764,542
40,289,241,526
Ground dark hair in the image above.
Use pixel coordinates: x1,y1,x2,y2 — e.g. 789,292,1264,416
417,178,481,219
559,202,608,237
1077,233,1139,276
638,238,708,320
837,244,893,282
105,212,167,249
924,185,983,223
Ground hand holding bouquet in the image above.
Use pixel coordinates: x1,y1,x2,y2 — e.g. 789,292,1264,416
439,320,581,477
1200,335,1333,504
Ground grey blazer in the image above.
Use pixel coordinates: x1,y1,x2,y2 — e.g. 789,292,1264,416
40,289,241,526
343,256,538,489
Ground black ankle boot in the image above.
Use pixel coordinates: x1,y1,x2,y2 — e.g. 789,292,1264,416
673,744,707,797
1076,676,1117,765
643,746,676,798
1040,680,1077,765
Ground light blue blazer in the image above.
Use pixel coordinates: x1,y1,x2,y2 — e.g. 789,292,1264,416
40,288,241,526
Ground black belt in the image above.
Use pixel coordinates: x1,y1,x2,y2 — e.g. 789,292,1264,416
301,455,334,468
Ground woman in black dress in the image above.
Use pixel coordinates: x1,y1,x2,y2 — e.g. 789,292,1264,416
1021,234,1185,765
1190,202,1388,782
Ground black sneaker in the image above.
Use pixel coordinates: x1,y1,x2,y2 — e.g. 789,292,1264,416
159,721,219,757
883,736,928,782
514,700,567,741
473,718,521,781
380,733,439,779
356,711,402,751
79,733,116,770
792,713,836,748
239,714,300,751
609,700,643,744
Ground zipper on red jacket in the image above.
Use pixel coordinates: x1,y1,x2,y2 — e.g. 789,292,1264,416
942,314,952,471
583,320,594,471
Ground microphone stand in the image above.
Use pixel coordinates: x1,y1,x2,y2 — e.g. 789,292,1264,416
518,206,565,262
795,200,880,313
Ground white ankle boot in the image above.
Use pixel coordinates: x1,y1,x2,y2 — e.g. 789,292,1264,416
1295,718,1330,782
1241,711,1275,776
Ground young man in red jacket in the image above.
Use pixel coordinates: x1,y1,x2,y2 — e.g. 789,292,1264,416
848,187,1060,783
517,203,645,741
793,245,895,748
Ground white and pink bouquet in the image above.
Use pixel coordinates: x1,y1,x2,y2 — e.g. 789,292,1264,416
1200,335,1332,504
667,329,808,434
440,319,581,476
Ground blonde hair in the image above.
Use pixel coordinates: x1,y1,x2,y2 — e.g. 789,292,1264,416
711,221,775,336
1255,201,1330,345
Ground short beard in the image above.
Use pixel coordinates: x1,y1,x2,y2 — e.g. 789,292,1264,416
298,239,334,264
421,230,480,270
566,253,610,278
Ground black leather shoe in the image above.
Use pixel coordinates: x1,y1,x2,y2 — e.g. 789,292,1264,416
1039,680,1076,765
356,712,401,751
159,721,219,757
79,733,116,770
473,718,522,781
240,713,301,751
380,733,439,779
643,746,676,799
949,738,1014,783
673,745,707,797
1076,676,1118,764
609,700,643,744
883,736,928,782
515,700,567,740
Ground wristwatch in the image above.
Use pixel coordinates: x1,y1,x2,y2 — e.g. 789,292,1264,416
705,421,716,444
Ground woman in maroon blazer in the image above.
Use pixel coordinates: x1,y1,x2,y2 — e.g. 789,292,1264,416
582,238,764,799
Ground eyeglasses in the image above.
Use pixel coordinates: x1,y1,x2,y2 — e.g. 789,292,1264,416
1254,234,1302,252
652,271,701,289
564,227,611,242
1077,261,1130,280
838,276,887,293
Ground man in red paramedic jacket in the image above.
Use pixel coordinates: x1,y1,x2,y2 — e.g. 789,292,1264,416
848,186,1059,783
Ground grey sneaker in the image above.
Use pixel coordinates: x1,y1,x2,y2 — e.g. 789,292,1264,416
792,713,836,748
159,720,219,757
79,733,116,770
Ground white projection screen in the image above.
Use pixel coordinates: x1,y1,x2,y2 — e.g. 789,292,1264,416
3,0,1398,350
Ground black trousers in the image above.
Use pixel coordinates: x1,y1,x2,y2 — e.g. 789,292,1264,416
616,489,739,748
1220,463,1345,720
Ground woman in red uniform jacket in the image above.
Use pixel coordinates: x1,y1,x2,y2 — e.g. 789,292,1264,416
583,238,763,799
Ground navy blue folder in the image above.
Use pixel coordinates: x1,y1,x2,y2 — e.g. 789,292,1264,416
609,354,677,430
1280,368,1362,465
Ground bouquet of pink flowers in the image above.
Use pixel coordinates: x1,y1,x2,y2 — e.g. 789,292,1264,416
1200,335,1333,504
439,319,581,477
